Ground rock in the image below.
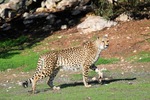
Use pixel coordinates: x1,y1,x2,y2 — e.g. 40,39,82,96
55,19,62,25
128,82,133,85
43,25,52,31
61,24,67,30
45,0,57,11
0,0,34,20
12,74,17,77
0,0,92,35
1,23,11,31
77,15,117,34
0,0,19,19
24,13,49,20
36,0,90,13
8,10,16,18
72,5,92,15
71,9,81,15
68,19,75,26
46,14,56,24
46,14,56,20
23,20,33,25
23,12,29,18
56,0,78,11
17,81,22,86
115,13,132,22
86,97,91,100
107,0,113,3
6,68,12,72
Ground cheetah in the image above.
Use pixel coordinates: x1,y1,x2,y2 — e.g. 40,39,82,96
22,35,109,93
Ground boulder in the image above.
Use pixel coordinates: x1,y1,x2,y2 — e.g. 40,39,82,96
77,15,117,34
115,12,132,22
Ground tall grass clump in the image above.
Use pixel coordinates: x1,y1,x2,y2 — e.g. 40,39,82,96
0,35,28,52
91,0,114,19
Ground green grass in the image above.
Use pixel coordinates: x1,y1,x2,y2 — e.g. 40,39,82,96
0,50,39,71
71,71,97,81
126,51,150,63
71,73,82,81
95,58,119,65
0,44,149,100
0,80,149,100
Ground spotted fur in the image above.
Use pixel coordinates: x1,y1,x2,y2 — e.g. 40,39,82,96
22,35,109,93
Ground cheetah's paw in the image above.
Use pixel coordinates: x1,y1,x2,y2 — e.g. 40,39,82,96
53,86,60,90
85,85,91,88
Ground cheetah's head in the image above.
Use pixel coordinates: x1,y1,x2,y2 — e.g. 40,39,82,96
96,34,109,50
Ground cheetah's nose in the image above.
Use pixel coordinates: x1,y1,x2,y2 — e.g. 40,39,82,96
106,44,109,47
105,45,109,48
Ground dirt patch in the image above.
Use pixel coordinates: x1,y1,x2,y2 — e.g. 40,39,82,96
33,19,150,59
102,19,150,58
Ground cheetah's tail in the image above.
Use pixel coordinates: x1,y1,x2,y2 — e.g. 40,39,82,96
22,78,32,88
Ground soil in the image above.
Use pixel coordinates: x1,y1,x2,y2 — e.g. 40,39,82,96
34,19,150,58
0,19,150,94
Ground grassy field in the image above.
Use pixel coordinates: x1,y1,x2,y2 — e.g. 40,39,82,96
0,48,149,100
1,84,150,100
0,32,150,100
0,49,150,100
0,69,150,100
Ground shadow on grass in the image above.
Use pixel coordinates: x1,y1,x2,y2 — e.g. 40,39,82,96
0,51,20,58
0,10,88,58
33,77,136,94
59,77,137,88
102,77,137,84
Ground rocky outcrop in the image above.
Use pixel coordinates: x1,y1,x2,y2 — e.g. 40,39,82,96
0,0,90,22
0,0,93,36
0,0,35,21
36,0,90,12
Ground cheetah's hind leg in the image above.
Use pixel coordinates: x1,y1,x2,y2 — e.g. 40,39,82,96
47,68,60,90
82,65,91,87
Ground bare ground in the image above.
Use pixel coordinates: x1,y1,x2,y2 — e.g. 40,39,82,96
0,19,150,95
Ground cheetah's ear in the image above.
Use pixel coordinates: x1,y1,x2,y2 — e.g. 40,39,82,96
103,34,108,38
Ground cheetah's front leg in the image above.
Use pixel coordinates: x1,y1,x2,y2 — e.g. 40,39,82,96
82,65,91,87
31,77,38,94
47,68,60,90
90,64,103,83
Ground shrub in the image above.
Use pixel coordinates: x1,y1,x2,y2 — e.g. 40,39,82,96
91,0,150,20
